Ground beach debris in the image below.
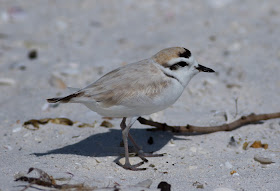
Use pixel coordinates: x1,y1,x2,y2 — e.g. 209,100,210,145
230,170,239,176
138,112,280,133
230,170,236,175
226,83,241,89
72,135,80,138
149,164,155,168
133,179,153,188
100,120,113,128
3,145,12,151
228,136,238,147
193,181,204,189
77,122,96,128
50,118,73,126
28,49,37,60
0,78,16,86
15,167,91,190
15,167,154,190
250,141,268,149
23,118,74,130
23,117,106,130
157,181,171,191
147,136,154,145
212,110,229,122
243,142,249,150
102,117,113,120
254,155,274,164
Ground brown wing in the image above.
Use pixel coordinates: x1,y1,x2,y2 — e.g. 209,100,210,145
47,60,169,107
81,60,169,107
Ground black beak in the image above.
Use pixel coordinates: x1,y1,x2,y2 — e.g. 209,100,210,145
196,64,215,73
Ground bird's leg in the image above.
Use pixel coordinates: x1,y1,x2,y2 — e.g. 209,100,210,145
118,117,146,171
128,133,164,158
121,118,163,162
120,119,148,162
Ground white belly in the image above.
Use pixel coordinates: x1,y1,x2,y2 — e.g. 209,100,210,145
83,80,184,118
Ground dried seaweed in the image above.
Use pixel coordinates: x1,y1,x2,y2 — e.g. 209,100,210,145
15,167,93,190
243,142,249,150
100,120,113,128
250,141,268,149
22,118,98,130
77,122,96,128
15,167,153,190
23,118,73,129
23,118,74,130
192,181,204,189
50,118,74,126
230,170,237,175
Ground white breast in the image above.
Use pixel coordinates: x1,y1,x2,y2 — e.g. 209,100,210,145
83,79,183,117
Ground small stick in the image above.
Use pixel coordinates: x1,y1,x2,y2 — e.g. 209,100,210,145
138,112,280,133
234,97,238,118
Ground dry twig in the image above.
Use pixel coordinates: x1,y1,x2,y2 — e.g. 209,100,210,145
138,112,280,133
15,168,92,191
16,167,152,190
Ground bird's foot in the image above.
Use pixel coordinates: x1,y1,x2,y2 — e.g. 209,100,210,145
136,150,164,162
117,161,146,171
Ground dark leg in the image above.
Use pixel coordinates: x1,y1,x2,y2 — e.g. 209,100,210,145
128,132,164,159
118,117,146,171
121,118,164,162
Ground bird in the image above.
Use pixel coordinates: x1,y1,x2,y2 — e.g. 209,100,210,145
47,47,215,170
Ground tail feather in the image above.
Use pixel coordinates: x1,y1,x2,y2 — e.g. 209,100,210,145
47,97,64,103
47,92,84,103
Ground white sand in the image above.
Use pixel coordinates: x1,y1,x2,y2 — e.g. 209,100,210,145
1,1,280,190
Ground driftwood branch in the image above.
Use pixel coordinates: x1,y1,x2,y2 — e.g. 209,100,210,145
138,112,280,133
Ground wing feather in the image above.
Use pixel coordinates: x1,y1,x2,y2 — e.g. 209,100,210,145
79,60,170,108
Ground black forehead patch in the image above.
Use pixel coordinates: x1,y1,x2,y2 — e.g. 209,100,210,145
179,48,191,58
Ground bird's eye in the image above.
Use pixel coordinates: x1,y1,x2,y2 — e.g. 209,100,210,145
169,61,189,70
177,61,189,67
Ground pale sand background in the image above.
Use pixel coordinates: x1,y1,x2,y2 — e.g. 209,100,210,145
1,1,280,190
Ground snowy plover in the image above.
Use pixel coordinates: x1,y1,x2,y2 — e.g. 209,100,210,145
47,47,215,170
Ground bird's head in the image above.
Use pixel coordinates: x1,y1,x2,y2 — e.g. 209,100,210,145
153,47,215,87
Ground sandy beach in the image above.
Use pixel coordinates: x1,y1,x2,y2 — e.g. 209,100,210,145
1,1,280,190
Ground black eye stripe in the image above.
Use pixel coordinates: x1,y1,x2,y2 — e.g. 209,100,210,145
169,61,189,70
170,64,179,70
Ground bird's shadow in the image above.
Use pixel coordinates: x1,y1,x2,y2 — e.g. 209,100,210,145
34,128,189,158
